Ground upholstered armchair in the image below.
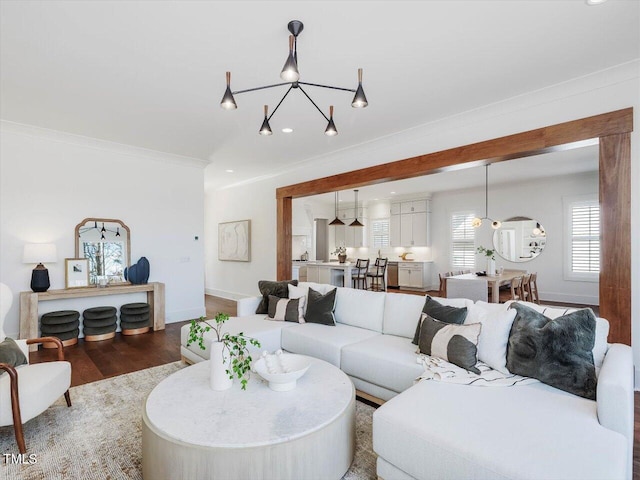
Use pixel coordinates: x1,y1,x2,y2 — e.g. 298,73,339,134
0,283,72,453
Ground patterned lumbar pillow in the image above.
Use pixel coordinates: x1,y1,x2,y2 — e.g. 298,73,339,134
417,313,481,374
0,337,28,369
507,303,597,399
412,296,469,345
304,287,337,326
267,295,305,323
255,279,299,314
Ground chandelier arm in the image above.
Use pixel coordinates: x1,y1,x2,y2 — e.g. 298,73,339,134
267,85,294,121
297,81,356,93
232,82,291,95
298,86,330,122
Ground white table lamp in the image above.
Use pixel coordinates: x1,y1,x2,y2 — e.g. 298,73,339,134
23,243,57,292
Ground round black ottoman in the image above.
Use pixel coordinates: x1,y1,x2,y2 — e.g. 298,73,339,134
82,306,117,341
40,310,80,348
120,302,151,335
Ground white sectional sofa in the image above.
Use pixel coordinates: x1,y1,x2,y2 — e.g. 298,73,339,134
179,282,633,480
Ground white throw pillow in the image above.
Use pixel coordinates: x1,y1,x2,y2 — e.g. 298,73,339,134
466,301,517,374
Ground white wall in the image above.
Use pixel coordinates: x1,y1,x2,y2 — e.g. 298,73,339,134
204,61,639,369
0,122,206,338
430,171,599,305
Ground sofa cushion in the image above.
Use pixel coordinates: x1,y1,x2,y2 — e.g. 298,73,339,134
412,296,470,345
255,279,298,314
341,334,423,393
180,315,294,361
417,314,481,374
373,379,627,480
281,323,380,367
382,293,426,338
297,282,336,295
465,301,517,374
505,300,609,370
267,295,305,323
305,288,337,326
507,303,597,400
334,287,385,332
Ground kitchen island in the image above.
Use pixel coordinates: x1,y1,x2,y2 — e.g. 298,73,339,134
305,262,354,288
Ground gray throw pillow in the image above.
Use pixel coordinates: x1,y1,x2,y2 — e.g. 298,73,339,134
412,296,468,345
417,313,481,374
255,279,298,314
507,303,597,400
267,295,304,323
304,288,336,326
0,337,28,370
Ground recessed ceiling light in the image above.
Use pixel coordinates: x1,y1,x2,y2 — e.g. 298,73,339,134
282,128,294,133
225,169,234,173
585,0,608,5
390,191,396,195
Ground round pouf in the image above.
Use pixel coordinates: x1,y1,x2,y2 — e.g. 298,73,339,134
82,306,117,341
40,310,80,348
120,302,151,335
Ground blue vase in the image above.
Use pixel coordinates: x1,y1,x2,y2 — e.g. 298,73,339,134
126,257,150,285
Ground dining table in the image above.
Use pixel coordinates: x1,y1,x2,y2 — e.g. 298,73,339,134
446,271,525,303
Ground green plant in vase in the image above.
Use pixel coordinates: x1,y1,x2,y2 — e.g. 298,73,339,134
187,313,260,390
476,246,495,259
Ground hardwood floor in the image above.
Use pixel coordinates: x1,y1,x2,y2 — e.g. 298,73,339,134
28,294,636,477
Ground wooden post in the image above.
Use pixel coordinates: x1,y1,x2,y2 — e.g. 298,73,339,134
277,196,292,281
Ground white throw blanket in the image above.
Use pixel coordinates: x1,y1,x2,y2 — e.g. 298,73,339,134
416,354,539,387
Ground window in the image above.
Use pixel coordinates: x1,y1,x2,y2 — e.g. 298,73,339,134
565,196,599,281
451,212,475,269
371,218,390,248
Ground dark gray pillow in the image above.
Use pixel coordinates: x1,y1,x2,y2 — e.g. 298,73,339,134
412,296,468,345
255,279,298,314
418,313,481,374
304,288,336,326
267,295,303,323
0,337,28,369
507,303,597,400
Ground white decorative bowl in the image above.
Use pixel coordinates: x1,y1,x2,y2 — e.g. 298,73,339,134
254,353,312,391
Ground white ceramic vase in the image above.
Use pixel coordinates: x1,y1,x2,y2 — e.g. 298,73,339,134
487,258,496,276
210,341,233,391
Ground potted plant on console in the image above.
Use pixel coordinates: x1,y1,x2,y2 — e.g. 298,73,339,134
477,246,496,276
187,313,260,391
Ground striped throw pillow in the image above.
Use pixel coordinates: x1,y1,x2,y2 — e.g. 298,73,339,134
417,313,481,374
267,295,305,323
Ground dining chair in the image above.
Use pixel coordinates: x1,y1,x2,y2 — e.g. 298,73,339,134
438,272,454,297
510,276,523,301
529,272,540,304
366,258,388,291
521,274,532,302
351,259,370,290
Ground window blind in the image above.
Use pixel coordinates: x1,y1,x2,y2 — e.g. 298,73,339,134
372,219,390,248
571,203,600,273
451,212,475,269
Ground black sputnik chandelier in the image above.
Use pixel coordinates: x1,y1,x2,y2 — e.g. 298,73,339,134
220,20,368,136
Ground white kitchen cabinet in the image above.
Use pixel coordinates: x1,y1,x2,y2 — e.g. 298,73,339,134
390,203,401,215
390,214,401,247
400,200,428,214
391,199,430,247
398,262,432,290
318,267,332,285
306,265,319,283
333,208,367,248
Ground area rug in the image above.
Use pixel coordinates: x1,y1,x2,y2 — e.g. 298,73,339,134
0,361,377,480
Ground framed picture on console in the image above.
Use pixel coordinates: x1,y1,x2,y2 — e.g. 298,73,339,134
65,258,89,288
218,220,251,262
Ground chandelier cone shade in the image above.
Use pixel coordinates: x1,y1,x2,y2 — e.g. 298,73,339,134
220,21,367,135
350,189,364,227
329,191,345,226
259,105,273,135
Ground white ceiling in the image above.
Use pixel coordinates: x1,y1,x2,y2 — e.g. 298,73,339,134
1,1,637,189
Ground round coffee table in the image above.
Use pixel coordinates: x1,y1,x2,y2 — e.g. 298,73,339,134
142,356,355,480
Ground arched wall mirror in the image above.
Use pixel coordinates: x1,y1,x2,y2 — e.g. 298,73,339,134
75,218,130,285
492,216,546,263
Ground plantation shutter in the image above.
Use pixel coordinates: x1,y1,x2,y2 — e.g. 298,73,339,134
451,212,475,269
372,219,390,248
571,202,600,273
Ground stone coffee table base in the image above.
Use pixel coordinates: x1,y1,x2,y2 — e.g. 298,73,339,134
142,358,356,480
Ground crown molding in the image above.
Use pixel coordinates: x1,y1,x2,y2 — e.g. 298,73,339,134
0,120,209,169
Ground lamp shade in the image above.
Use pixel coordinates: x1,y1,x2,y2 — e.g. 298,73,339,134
23,243,57,264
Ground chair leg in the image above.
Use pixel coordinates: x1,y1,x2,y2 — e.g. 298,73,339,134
65,390,72,407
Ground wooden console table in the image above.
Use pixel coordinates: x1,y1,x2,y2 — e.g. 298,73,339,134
20,282,165,351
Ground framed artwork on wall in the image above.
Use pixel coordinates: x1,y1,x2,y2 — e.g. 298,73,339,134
65,258,90,288
218,220,251,262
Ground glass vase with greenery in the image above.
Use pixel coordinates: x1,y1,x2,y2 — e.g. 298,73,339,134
476,246,496,259
187,313,260,390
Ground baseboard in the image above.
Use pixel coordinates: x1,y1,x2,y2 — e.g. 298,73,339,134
205,288,251,301
165,307,206,324
538,291,598,306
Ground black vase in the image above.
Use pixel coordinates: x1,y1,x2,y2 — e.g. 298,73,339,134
126,257,150,285
31,264,50,292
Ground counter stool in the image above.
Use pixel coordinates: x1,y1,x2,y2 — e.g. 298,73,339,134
83,306,117,341
367,258,388,292
120,302,151,335
351,259,369,290
40,310,80,348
